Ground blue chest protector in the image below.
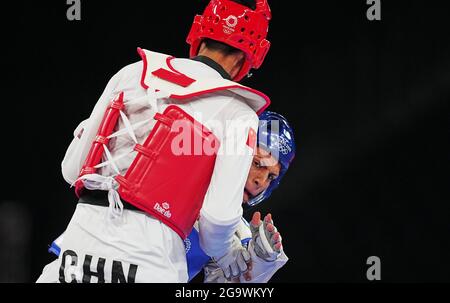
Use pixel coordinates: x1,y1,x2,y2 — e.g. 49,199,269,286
184,228,213,281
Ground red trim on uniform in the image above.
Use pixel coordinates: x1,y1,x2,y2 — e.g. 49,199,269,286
137,47,149,89
170,86,271,115
138,49,271,114
166,56,177,73
152,68,196,88
139,57,197,87
255,96,271,115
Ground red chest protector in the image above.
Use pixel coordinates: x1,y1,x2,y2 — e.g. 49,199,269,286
74,48,271,239
75,85,219,240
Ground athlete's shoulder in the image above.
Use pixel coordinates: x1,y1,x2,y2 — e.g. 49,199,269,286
115,48,173,81
226,96,259,121
117,60,143,77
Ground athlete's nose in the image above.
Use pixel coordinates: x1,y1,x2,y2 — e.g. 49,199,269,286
254,171,269,189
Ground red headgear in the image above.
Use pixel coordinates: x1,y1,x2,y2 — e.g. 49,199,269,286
186,0,272,82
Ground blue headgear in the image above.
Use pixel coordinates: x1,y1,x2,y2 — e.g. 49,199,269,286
246,111,296,207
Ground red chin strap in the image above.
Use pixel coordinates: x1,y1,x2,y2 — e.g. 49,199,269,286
186,0,271,82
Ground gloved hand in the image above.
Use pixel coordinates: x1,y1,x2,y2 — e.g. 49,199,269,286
250,212,283,261
212,236,252,280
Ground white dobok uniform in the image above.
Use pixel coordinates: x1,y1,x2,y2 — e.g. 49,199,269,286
42,217,288,283
36,49,270,283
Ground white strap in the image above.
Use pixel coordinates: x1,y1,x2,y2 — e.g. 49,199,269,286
107,118,152,139
102,144,121,175
156,90,170,99
147,88,158,110
119,110,138,144
75,174,124,220
94,149,134,169
147,88,170,113
72,91,170,222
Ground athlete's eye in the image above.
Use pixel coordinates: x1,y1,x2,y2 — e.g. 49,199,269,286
268,174,278,181
254,160,261,168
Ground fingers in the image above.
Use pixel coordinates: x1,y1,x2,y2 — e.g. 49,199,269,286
251,212,261,228
243,271,252,281
244,255,253,282
236,249,250,272
272,232,281,243
242,250,252,281
242,249,251,264
251,213,284,259
242,249,252,271
247,259,253,271
264,222,277,244
273,242,283,252
242,249,251,261
271,232,282,252
240,250,251,271
264,214,283,253
226,249,251,281
264,213,273,224
230,262,240,278
223,266,231,280
231,271,252,282
224,262,246,281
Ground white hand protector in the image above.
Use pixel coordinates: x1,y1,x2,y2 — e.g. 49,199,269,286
250,212,283,262
212,236,252,280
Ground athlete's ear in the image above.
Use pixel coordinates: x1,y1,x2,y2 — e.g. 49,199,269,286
197,42,207,55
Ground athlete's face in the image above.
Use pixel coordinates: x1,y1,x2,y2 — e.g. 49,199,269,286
243,147,281,204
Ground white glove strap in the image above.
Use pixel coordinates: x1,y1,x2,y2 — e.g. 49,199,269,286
258,222,275,255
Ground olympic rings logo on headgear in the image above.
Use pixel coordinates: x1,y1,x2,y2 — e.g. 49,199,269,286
186,0,272,82
223,15,238,34
246,110,296,207
278,136,292,155
224,15,238,28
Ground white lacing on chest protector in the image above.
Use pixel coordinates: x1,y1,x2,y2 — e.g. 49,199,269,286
74,89,170,220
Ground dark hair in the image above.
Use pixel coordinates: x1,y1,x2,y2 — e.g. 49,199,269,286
203,0,257,55
203,38,241,56
233,0,256,10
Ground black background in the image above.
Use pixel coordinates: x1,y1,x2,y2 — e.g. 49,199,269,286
0,0,449,283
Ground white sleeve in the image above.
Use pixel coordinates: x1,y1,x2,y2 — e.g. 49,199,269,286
198,111,259,258
61,68,125,185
